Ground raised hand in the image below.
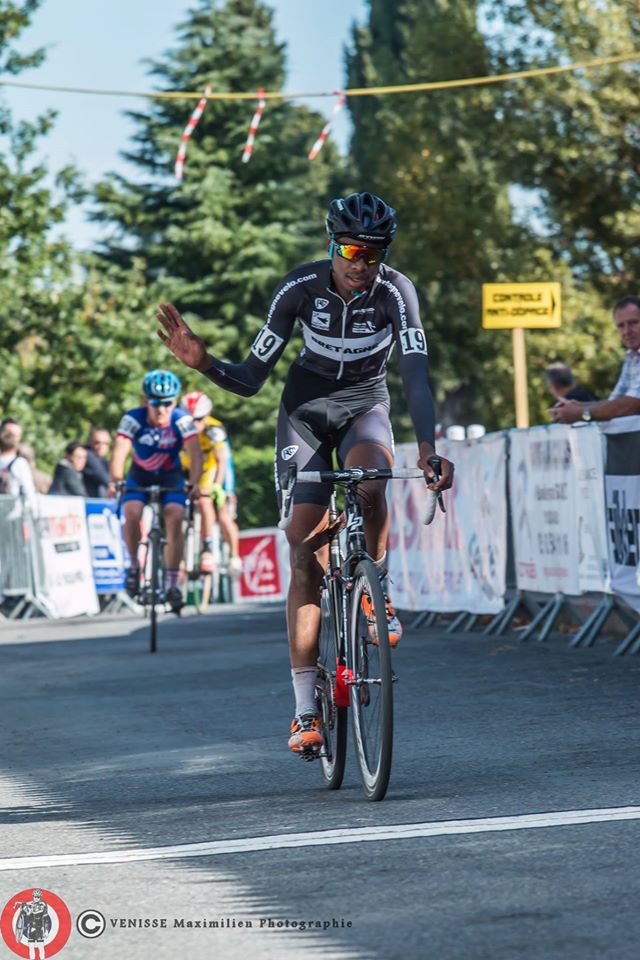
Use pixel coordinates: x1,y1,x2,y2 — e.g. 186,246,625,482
156,303,209,371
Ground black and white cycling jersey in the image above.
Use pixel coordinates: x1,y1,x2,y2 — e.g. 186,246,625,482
202,258,435,445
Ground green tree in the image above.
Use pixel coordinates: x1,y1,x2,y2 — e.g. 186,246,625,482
0,0,84,464
0,2,166,468
347,0,532,430
489,0,640,296
347,0,626,430
93,0,343,454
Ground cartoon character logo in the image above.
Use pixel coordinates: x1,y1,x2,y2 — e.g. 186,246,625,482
1,888,71,958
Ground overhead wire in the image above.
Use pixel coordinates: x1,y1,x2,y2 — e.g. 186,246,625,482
0,50,638,102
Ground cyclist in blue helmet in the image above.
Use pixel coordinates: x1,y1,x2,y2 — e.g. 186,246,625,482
109,368,203,612
156,191,454,752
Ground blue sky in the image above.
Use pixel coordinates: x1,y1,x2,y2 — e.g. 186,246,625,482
4,0,368,247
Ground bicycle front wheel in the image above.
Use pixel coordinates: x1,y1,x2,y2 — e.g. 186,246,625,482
349,558,393,801
317,578,347,789
149,529,162,654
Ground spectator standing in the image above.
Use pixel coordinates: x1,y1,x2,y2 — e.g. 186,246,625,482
0,419,37,506
18,442,52,494
551,296,640,424
49,442,88,496
544,362,598,403
83,427,111,498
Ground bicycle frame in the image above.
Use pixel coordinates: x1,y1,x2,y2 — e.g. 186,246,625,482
323,484,371,706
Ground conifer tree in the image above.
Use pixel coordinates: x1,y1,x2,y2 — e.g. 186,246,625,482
93,0,343,448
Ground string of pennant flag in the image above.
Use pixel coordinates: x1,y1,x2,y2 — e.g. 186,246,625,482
1,49,638,178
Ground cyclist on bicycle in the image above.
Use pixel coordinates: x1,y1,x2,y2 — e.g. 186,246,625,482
109,369,203,613
156,192,454,752
179,390,242,576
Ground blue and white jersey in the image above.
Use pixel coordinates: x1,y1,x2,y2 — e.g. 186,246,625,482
116,406,197,474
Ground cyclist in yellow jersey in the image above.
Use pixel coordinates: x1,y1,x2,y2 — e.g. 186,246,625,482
180,391,241,575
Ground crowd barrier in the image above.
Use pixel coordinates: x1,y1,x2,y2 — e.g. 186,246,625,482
2,422,639,654
386,417,640,655
0,493,291,620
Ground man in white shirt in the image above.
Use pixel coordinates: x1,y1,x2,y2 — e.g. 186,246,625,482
550,296,640,424
0,419,37,506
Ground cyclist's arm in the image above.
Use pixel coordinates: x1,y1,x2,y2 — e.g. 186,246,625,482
197,276,302,396
212,441,228,488
387,275,453,490
183,434,203,489
110,434,131,483
388,275,436,448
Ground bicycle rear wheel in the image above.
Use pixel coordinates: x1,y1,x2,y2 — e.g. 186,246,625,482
317,577,347,789
349,558,393,801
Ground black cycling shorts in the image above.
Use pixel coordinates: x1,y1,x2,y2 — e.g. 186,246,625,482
274,363,395,507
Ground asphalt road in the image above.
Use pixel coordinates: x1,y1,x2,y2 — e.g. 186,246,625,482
1,603,639,960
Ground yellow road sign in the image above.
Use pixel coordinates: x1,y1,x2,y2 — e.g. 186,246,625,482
482,282,561,329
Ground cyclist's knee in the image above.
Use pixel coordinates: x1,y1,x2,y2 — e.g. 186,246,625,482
124,501,144,522
359,481,387,516
289,543,323,590
164,504,184,532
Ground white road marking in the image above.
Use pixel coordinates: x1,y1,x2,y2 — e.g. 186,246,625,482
1,806,639,872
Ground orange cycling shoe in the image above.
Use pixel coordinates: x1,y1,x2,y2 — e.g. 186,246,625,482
288,713,324,755
361,592,403,647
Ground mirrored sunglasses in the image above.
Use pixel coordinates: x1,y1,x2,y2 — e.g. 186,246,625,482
148,398,175,407
335,242,388,265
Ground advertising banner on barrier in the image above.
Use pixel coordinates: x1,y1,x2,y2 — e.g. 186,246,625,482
237,527,290,603
510,426,580,595
568,426,610,595
35,495,99,617
601,416,640,614
85,499,127,594
387,436,507,614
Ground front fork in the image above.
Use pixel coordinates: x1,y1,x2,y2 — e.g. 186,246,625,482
326,487,370,707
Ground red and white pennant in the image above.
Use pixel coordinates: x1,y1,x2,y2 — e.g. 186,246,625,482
174,84,212,181
242,88,266,163
308,93,346,160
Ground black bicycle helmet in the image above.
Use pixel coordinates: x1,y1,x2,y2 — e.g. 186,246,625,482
326,191,397,243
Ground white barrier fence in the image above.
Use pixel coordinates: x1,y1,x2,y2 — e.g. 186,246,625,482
385,418,640,652
387,434,507,614
2,421,639,649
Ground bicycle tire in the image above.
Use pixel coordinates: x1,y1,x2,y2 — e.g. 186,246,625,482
317,577,347,789
218,571,232,604
348,557,393,801
149,528,162,654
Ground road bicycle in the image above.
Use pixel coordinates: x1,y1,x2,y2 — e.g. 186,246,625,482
117,483,192,653
279,458,444,801
182,511,233,610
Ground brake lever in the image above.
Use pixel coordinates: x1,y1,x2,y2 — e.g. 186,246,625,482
427,455,446,514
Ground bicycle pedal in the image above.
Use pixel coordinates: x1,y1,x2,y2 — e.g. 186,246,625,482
392,673,399,682
298,747,321,762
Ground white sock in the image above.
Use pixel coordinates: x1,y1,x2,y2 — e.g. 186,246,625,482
291,667,318,717
373,552,388,592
